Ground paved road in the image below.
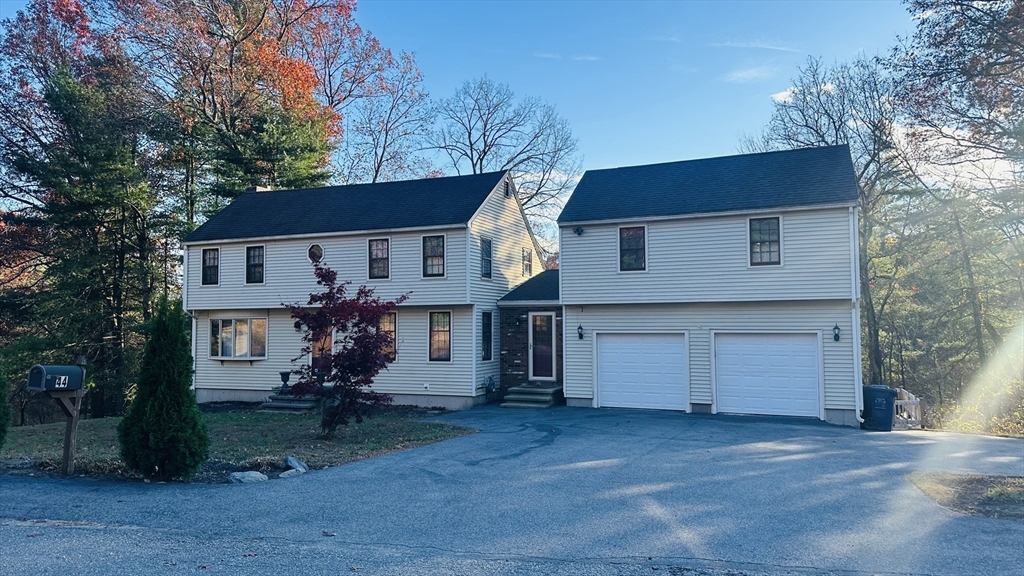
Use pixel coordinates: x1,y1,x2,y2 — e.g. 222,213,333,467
1,406,1022,575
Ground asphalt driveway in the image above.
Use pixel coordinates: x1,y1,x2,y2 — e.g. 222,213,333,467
1,406,1022,575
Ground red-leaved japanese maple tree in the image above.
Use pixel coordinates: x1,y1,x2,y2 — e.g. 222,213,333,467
286,263,407,437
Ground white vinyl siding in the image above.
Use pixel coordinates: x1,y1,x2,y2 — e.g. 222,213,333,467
468,179,541,304
185,227,468,310
562,301,857,414
560,208,854,304
193,306,475,398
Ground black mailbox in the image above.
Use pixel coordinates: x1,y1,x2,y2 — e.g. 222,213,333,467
27,365,85,392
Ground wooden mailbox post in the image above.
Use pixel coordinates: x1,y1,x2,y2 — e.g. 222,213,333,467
27,360,87,476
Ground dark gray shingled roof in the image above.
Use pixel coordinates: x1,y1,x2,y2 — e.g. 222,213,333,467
557,145,859,224
184,171,508,243
498,270,559,303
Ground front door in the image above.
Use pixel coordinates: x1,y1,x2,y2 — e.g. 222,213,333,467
528,312,556,381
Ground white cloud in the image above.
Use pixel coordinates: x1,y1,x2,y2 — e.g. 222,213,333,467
653,35,681,43
571,55,600,62
722,66,776,84
709,40,798,53
913,9,936,20
820,82,836,94
770,87,799,103
533,52,561,60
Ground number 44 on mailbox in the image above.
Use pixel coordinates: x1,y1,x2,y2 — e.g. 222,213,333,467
26,358,88,476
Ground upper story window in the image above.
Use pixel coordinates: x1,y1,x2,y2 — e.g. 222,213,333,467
201,248,219,285
380,312,397,361
246,246,264,284
210,318,267,359
750,217,781,266
423,235,445,277
619,226,646,271
429,311,451,361
522,248,532,276
307,244,323,264
481,238,492,279
369,239,390,279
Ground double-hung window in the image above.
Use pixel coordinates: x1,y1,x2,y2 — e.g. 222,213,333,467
749,217,781,265
246,246,264,284
481,238,492,279
380,312,397,361
210,318,267,359
481,311,493,361
522,248,532,276
423,235,445,277
428,311,451,361
619,226,646,271
201,248,219,285
369,239,390,279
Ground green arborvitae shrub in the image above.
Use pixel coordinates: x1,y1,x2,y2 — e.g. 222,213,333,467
0,365,10,452
118,298,209,481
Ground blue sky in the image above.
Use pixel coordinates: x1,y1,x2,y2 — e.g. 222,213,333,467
0,0,916,170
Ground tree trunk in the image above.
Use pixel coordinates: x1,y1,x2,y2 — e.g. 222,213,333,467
860,213,885,385
951,206,987,365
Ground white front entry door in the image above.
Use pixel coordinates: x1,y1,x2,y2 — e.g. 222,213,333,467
597,333,688,410
714,333,820,417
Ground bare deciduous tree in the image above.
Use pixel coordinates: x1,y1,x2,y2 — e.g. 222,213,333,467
430,77,582,218
744,57,918,386
337,53,435,183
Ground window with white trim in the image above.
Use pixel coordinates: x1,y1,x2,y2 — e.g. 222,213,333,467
522,248,532,276
429,311,451,361
619,226,645,271
481,238,492,279
380,312,397,361
749,217,781,265
307,244,323,263
369,238,389,279
481,311,492,361
423,235,445,277
209,318,267,359
246,246,264,284
201,248,219,285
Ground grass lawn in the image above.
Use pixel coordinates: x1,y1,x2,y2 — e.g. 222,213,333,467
0,407,473,482
910,472,1024,521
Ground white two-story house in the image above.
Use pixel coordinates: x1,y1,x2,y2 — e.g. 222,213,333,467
182,171,543,409
553,145,864,426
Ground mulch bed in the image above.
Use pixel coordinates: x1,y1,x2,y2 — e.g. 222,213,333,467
909,472,1024,521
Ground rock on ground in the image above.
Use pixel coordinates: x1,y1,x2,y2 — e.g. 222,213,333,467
228,471,268,483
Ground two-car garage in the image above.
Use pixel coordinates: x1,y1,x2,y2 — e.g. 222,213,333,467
595,331,823,418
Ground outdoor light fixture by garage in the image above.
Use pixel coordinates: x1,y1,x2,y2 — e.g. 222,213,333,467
572,227,584,236
577,324,584,339
833,323,841,341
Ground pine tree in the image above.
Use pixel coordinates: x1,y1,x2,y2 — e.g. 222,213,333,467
118,298,209,481
0,365,10,452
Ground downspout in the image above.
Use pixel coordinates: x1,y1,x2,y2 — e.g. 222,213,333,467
850,206,864,423
466,227,476,397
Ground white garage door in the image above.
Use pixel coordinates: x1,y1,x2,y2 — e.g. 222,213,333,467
597,333,688,410
715,333,820,417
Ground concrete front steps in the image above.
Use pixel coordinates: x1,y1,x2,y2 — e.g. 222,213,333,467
500,383,564,409
259,391,320,414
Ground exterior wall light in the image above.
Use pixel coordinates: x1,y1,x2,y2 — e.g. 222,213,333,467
572,227,584,236
833,323,841,342
577,324,584,339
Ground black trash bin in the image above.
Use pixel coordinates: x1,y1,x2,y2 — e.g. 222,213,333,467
862,385,897,431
